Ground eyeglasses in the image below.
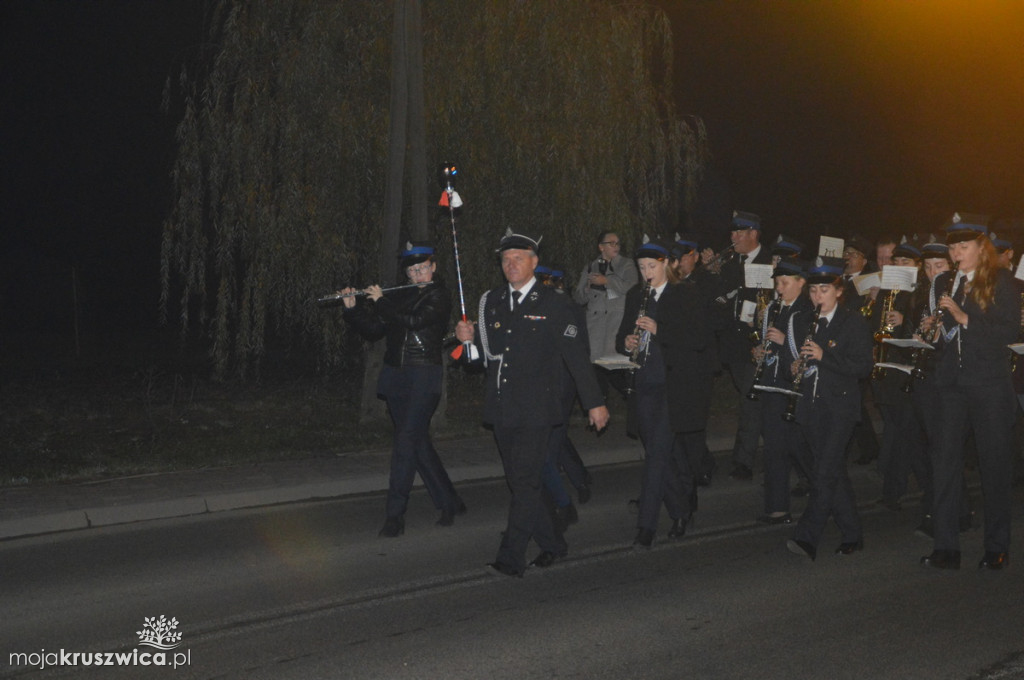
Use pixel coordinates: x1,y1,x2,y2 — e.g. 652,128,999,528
600,241,620,247
407,264,432,275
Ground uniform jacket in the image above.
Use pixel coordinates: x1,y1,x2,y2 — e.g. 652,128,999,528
710,245,775,365
795,305,874,423
573,253,638,360
762,295,814,389
342,282,450,367
931,268,1019,388
470,283,604,427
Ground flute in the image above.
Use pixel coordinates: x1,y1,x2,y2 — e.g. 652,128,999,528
317,281,434,306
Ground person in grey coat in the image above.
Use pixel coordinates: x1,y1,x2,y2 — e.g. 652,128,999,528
573,231,638,397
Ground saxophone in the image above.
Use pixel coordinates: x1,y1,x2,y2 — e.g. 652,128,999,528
871,288,899,380
747,298,781,400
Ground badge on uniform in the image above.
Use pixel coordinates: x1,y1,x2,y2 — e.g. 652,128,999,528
564,324,578,338
525,315,546,321
828,339,837,348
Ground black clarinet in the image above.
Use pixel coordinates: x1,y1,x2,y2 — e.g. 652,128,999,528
747,298,782,400
901,308,931,393
783,304,822,423
625,279,654,396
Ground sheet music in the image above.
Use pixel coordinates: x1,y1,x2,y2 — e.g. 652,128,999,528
744,264,775,290
1008,343,1024,356
883,338,933,350
752,385,802,398
739,299,757,324
880,265,918,291
594,354,640,370
819,236,844,258
1015,256,1024,282
874,362,913,375
853,272,881,295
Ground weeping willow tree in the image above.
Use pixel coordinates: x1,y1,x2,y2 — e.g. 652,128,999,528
161,0,706,380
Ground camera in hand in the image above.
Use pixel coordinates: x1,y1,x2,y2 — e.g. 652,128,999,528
590,258,608,291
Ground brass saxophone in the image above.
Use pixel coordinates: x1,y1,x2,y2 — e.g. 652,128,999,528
747,298,781,400
871,288,900,380
783,304,822,422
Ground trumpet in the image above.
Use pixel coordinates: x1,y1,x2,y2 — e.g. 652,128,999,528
706,244,737,273
747,298,781,400
871,288,900,380
317,281,434,306
783,304,822,422
858,294,875,318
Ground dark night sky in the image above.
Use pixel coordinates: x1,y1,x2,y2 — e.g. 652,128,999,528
2,1,1023,338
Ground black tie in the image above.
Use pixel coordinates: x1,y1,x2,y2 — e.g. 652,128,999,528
817,317,829,332
511,290,522,310
740,254,748,265
953,275,966,305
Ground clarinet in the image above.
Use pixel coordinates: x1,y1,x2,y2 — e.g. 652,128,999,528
901,308,931,393
932,263,959,343
625,279,654,395
747,298,782,400
783,304,822,422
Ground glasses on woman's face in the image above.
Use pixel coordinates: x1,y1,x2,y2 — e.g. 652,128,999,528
600,240,620,247
407,264,432,275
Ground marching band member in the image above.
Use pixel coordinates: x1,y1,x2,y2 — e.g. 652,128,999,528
617,237,690,548
455,231,608,577
754,258,813,524
921,214,1017,571
340,242,465,537
787,257,874,560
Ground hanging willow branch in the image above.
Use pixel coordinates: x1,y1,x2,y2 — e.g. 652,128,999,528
161,0,707,380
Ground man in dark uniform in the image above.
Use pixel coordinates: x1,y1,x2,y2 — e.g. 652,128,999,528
455,230,609,577
707,210,774,481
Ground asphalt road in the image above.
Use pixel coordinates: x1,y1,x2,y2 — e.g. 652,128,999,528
2,459,1022,680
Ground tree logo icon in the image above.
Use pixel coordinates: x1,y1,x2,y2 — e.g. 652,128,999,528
136,615,183,650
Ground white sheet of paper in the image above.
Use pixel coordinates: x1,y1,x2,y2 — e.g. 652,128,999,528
744,264,775,290
819,236,844,258
594,354,639,369
874,362,913,375
1008,343,1024,355
883,338,933,350
880,265,919,291
739,299,757,324
853,272,881,295
1015,256,1024,282
752,384,802,398
606,289,620,300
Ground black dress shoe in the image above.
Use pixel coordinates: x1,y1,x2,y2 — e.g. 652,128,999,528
786,538,816,561
378,515,404,537
666,517,688,539
920,549,961,570
437,500,469,526
835,539,864,555
978,551,1009,570
486,561,523,578
529,551,564,568
729,464,753,481
757,513,793,525
633,528,655,549
577,483,591,505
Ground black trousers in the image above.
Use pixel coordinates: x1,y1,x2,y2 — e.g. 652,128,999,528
494,423,566,573
635,382,685,531
761,393,812,514
724,359,763,470
794,401,862,548
381,365,459,518
932,380,1016,553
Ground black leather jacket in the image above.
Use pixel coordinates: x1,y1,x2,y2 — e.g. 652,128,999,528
342,282,451,367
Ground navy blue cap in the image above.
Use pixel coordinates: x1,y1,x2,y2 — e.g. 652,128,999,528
944,212,989,244
806,256,844,284
772,234,804,257
534,265,552,276
673,232,700,255
550,269,564,279
990,232,1012,253
731,210,761,231
921,241,950,259
399,241,435,267
772,258,806,278
497,229,542,253
635,236,672,260
844,235,872,258
892,238,922,260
